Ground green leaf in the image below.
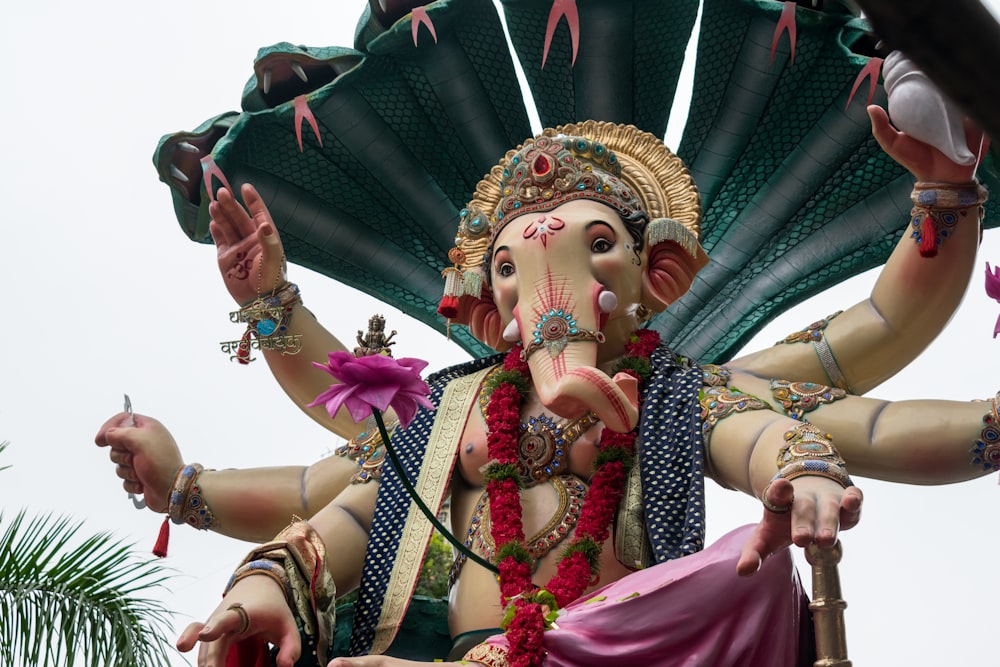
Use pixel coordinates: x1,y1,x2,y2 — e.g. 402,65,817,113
0,510,177,667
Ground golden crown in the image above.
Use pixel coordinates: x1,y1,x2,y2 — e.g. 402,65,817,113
438,121,704,317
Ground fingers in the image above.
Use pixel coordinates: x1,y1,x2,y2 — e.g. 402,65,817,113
209,187,256,247
178,578,302,667
867,104,897,155
122,480,143,495
739,478,864,577
243,184,286,280
114,462,137,482
813,492,842,548
241,183,270,227
218,186,257,238
198,604,248,642
762,477,794,513
94,412,135,446
179,604,245,666
790,492,818,548
177,621,207,652
736,530,766,577
790,480,864,548
273,623,303,667
839,486,864,531
109,448,133,466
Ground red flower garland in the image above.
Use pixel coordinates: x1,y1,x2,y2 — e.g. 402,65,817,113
483,329,659,667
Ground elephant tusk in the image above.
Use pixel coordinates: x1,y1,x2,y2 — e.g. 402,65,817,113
598,290,618,313
503,319,521,342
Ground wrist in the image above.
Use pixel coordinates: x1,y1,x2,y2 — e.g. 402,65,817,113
760,423,852,512
909,181,988,257
167,463,218,530
222,283,304,364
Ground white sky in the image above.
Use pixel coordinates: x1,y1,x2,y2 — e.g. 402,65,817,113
3,1,1000,665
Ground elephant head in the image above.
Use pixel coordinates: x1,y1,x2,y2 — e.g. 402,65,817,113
439,122,708,432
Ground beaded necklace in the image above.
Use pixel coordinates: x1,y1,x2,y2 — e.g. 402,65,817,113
482,329,660,667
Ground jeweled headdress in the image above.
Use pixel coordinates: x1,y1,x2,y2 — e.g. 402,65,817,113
438,121,706,318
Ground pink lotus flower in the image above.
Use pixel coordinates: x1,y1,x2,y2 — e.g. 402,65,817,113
308,351,434,428
986,262,1000,338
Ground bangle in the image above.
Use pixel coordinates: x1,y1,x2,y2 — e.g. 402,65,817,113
909,181,988,257
233,283,302,329
167,463,218,530
972,392,1000,471
223,283,304,363
235,520,336,663
226,559,293,602
761,424,852,511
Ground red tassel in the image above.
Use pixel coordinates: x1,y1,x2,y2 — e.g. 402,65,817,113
437,295,459,318
919,214,938,257
153,516,170,558
237,329,252,365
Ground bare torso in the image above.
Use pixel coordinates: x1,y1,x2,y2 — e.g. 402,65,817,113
447,370,634,636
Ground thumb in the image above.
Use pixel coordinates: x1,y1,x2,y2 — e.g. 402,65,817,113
272,622,302,667
867,104,896,153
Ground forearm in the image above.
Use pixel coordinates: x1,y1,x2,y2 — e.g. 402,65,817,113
708,409,802,496
184,466,311,542
175,453,360,542
308,483,378,593
811,397,994,485
733,193,980,394
258,301,363,438
836,194,981,393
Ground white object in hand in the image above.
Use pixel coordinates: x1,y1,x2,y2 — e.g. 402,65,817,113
883,50,976,166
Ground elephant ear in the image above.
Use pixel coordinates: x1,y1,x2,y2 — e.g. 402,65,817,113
642,237,710,313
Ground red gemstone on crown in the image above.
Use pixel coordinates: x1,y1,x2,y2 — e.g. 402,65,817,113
533,154,551,178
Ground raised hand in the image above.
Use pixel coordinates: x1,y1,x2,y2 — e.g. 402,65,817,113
210,183,288,305
94,413,183,513
177,575,301,667
868,105,988,184
735,477,863,577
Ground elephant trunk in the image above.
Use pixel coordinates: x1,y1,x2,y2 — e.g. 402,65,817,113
517,282,639,433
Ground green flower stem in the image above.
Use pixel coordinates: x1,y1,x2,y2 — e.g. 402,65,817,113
371,408,499,575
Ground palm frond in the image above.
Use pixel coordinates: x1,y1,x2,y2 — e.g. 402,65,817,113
0,510,177,667
0,441,10,473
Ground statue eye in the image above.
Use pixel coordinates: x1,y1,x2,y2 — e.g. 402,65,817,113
497,261,515,277
591,237,614,253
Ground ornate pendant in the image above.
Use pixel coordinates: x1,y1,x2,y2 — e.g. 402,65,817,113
517,411,598,484
535,309,578,359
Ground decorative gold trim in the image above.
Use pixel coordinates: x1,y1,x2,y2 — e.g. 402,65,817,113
814,336,850,392
545,121,701,234
614,459,651,570
458,121,703,277
463,642,509,667
371,366,494,654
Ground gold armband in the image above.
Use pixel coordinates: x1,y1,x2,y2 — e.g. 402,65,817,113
773,312,850,392
335,418,398,484
769,379,846,421
700,386,772,436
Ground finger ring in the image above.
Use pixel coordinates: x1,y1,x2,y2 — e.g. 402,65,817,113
761,483,791,514
762,497,791,514
227,602,251,634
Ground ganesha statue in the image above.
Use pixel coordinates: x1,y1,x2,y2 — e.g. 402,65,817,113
96,107,994,666
93,0,1000,664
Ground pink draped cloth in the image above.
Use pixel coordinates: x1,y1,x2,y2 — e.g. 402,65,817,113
481,525,811,666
